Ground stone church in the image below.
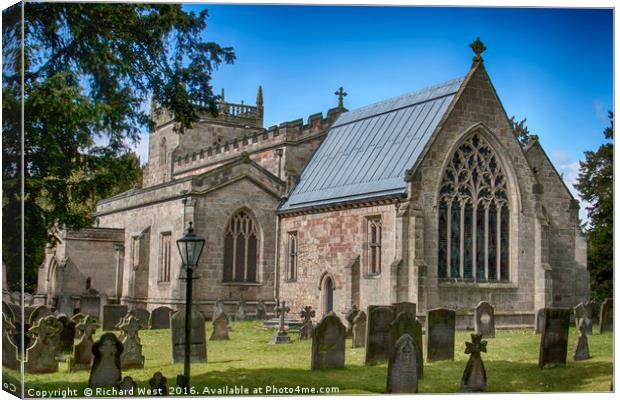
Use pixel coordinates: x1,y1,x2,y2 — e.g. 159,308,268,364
35,42,589,327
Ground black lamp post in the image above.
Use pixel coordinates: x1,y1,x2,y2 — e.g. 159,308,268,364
176,221,205,390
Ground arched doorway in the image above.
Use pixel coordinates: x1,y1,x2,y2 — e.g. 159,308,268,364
323,276,334,314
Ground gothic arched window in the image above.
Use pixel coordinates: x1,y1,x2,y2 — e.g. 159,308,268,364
223,210,259,283
438,133,510,282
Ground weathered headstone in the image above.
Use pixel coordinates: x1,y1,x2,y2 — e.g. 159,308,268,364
255,300,267,320
150,306,173,329
70,315,99,371
365,305,395,365
352,311,367,348
2,313,19,370
89,332,123,388
474,301,495,338
71,313,87,325
599,297,613,333
28,305,52,325
535,308,545,334
2,301,16,322
538,308,570,368
102,304,129,331
23,306,35,324
80,293,102,319
119,315,145,369
118,376,137,395
270,301,291,344
235,299,247,321
587,300,600,326
460,334,488,392
25,316,62,373
393,302,417,319
311,312,345,369
149,372,168,396
345,305,359,338
170,309,207,363
212,299,227,321
299,305,316,341
129,308,150,329
57,294,74,317
426,308,456,362
386,334,419,393
573,318,590,361
390,311,423,378
209,313,230,341
57,314,76,353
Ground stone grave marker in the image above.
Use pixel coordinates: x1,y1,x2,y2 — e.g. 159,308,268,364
599,297,613,333
474,301,495,338
71,313,87,325
535,308,545,334
538,308,570,368
102,304,129,331
311,312,345,369
2,301,16,322
390,311,423,379
57,293,74,317
386,334,419,393
352,311,367,348
426,308,456,362
28,305,52,325
88,332,123,388
149,372,168,396
150,306,174,329
299,305,316,341
213,299,227,321
170,309,207,363
119,315,145,369
25,316,62,373
23,306,35,324
209,313,230,341
573,318,590,361
393,302,416,319
70,315,99,371
587,300,599,325
57,314,76,353
118,376,137,395
2,313,19,370
460,334,488,392
345,305,359,338
80,293,102,319
270,301,291,344
255,300,267,320
235,299,247,321
365,305,395,365
129,308,150,329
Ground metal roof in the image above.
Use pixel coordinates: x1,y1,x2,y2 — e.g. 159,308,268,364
279,76,464,212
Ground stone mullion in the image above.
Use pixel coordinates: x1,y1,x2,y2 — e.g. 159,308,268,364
484,205,489,281
232,234,238,281
472,204,477,282
459,201,465,279
446,201,452,278
496,203,502,281
244,234,249,282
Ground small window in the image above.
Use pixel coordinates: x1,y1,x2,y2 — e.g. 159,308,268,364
159,232,172,282
286,232,298,281
367,217,382,275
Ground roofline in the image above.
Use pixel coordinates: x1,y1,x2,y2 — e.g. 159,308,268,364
524,140,576,201
278,192,406,216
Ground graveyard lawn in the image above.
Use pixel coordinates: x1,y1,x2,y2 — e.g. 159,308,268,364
5,321,613,396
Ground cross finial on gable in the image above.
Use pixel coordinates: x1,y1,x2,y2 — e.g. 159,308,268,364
470,37,487,63
335,86,347,110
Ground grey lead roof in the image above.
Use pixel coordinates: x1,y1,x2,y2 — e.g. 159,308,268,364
279,76,465,211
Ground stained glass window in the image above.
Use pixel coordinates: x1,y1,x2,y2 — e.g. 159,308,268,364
223,210,259,283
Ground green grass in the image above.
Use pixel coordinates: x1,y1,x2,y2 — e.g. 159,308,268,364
3,321,613,396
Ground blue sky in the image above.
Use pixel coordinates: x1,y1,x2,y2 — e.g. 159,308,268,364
137,5,613,219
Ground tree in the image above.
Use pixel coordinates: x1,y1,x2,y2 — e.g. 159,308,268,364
575,112,613,301
2,3,234,291
509,116,532,147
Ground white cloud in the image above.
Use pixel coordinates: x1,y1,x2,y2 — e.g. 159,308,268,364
130,132,150,166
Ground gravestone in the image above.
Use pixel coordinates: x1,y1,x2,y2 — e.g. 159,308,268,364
57,314,76,353
299,305,316,341
235,299,247,321
129,308,150,329
386,334,419,393
345,305,359,338
102,304,129,331
474,301,495,338
460,334,488,392
149,372,168,396
538,308,570,368
535,308,545,334
88,332,123,388
119,315,145,369
170,309,207,363
587,300,599,325
393,302,417,319
270,301,291,344
213,299,227,321
71,313,87,325
28,305,52,325
311,312,345,369
25,316,62,373
70,315,99,371
365,305,396,365
352,311,367,348
255,300,267,320
150,307,173,329
80,293,102,319
2,313,19,370
390,311,423,379
209,313,230,341
573,318,590,361
118,376,137,395
2,301,16,322
57,294,74,317
426,308,456,362
599,298,613,333
23,306,35,324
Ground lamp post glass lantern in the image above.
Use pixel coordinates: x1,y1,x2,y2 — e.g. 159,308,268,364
176,221,205,389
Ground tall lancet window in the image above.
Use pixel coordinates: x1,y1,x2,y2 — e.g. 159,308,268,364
438,133,510,282
223,210,259,283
